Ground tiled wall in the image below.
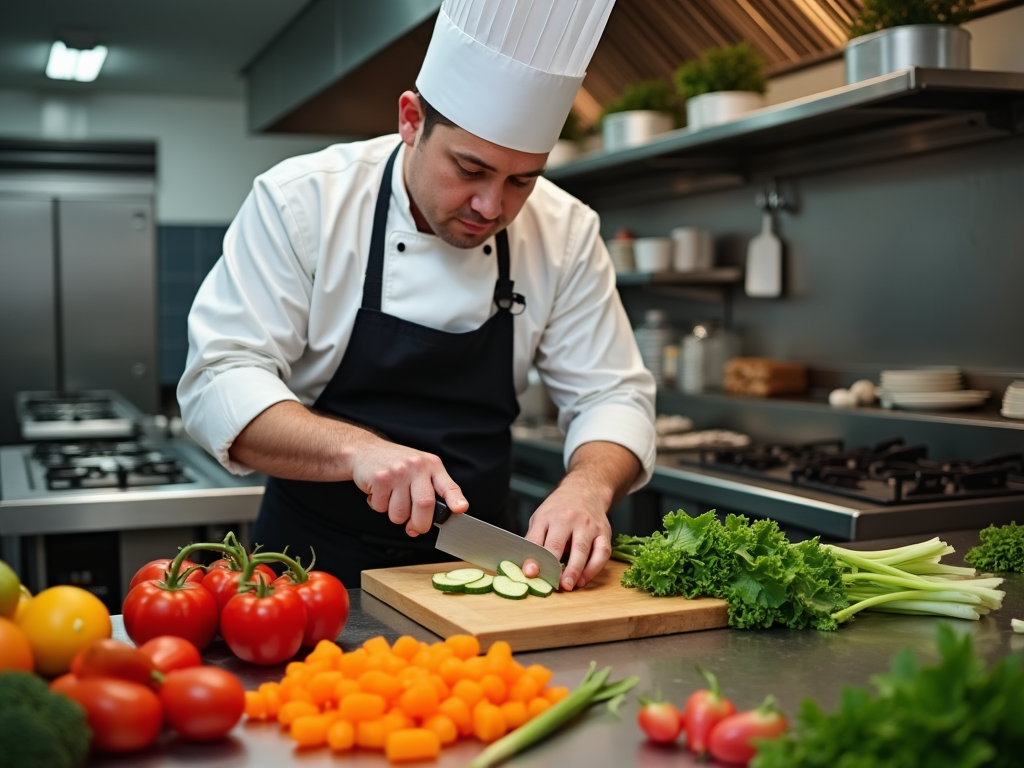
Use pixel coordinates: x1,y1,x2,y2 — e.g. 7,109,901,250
157,225,228,387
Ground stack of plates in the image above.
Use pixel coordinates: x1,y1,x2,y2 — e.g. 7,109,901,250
1002,382,1024,419
878,368,990,410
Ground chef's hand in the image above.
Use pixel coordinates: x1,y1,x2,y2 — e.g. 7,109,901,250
351,437,468,537
522,484,612,591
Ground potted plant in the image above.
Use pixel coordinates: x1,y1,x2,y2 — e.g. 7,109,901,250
600,79,681,151
675,42,767,131
845,0,973,84
548,111,584,168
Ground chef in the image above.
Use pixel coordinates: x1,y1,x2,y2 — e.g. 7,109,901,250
178,0,656,592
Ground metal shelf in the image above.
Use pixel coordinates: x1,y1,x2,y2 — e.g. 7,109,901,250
546,68,1024,205
615,267,742,286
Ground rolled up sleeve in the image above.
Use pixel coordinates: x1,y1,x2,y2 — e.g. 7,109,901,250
534,209,657,490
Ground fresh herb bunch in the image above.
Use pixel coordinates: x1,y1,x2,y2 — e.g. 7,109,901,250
751,625,1024,767
965,522,1024,572
674,42,767,101
601,79,684,125
614,511,849,631
849,0,973,38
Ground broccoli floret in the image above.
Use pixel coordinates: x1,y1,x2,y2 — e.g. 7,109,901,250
0,671,91,768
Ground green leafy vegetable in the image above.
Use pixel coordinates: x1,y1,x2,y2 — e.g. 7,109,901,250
849,0,973,38
751,625,1024,767
964,522,1024,572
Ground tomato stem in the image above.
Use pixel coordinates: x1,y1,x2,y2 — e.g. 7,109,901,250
249,550,311,585
696,663,723,701
163,541,236,590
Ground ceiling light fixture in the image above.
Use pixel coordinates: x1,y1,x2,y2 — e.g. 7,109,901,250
46,40,108,82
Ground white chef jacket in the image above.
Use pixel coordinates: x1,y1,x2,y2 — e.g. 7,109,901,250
178,135,657,488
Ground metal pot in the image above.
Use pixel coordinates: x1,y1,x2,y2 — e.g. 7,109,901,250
685,91,765,131
845,24,971,84
601,111,673,151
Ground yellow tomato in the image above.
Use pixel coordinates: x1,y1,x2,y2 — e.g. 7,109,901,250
14,585,32,623
17,585,111,676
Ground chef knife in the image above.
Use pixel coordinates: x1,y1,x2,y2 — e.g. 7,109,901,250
432,500,562,591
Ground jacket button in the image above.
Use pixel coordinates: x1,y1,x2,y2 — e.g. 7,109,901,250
483,244,492,255
397,242,406,252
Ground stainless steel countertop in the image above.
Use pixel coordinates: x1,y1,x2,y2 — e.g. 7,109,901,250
92,529,1024,767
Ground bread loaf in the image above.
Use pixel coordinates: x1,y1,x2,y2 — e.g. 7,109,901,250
724,357,808,397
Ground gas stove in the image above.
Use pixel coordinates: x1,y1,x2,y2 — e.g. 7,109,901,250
32,440,192,491
15,390,138,441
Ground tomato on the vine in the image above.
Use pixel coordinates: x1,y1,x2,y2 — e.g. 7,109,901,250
683,665,736,756
202,563,273,615
71,638,156,686
708,697,788,766
220,584,306,665
273,570,349,646
129,558,204,592
138,635,202,674
159,666,246,741
123,580,218,650
208,558,276,583
59,677,164,753
637,699,683,744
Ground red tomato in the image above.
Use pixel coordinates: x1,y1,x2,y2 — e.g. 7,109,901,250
683,667,736,756
637,700,683,744
273,570,349,646
208,558,276,583
159,666,245,741
129,558,204,592
49,672,78,695
70,638,156,687
122,581,218,650
59,677,164,753
137,635,202,674
708,699,788,766
201,565,272,615
220,585,306,665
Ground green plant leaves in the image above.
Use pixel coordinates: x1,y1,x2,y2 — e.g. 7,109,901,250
674,42,767,100
849,0,973,38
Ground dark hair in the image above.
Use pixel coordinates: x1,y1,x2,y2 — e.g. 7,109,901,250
416,92,455,141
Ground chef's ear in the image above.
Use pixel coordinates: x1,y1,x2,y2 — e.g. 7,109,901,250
398,91,425,147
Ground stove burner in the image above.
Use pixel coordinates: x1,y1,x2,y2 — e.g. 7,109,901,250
26,396,120,422
34,441,190,491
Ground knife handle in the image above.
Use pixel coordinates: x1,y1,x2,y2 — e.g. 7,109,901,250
433,499,452,525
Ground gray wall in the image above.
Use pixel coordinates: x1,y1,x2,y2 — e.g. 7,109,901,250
600,134,1024,375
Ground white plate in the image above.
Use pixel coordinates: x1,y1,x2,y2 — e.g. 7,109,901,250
1001,409,1024,420
889,390,990,410
880,381,963,393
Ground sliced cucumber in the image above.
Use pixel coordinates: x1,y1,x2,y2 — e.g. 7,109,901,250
497,560,528,583
444,568,485,584
432,573,469,592
526,577,553,597
493,575,529,600
463,574,494,594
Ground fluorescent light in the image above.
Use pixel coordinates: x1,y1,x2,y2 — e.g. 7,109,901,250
46,40,108,82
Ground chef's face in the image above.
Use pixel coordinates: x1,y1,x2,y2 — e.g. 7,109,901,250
399,91,548,249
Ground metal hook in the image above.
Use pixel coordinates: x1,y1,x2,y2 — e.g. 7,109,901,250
755,179,788,212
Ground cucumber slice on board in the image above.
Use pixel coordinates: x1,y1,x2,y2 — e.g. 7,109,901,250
432,573,469,592
493,575,529,600
444,568,485,584
497,560,528,583
525,577,553,597
463,574,494,594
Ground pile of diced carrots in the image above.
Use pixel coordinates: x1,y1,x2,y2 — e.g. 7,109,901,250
243,634,569,764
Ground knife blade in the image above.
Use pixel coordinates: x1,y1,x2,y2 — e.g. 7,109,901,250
432,500,562,591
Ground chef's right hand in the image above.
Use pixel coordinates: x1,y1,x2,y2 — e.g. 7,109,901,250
349,438,468,537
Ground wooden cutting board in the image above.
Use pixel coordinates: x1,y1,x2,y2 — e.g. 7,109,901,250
361,560,728,652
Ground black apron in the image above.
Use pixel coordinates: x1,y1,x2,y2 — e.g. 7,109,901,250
252,143,522,586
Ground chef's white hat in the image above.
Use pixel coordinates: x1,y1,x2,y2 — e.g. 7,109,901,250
415,0,615,154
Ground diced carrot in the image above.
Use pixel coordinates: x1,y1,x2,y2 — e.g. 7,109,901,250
444,634,481,660
304,658,333,678
502,660,526,685
285,661,308,679
486,640,512,664
437,656,465,686
462,656,487,680
423,713,459,746
500,700,528,730
451,678,485,708
290,714,331,748
362,636,391,655
308,670,344,706
544,685,570,704
398,682,439,720
428,674,450,701
359,670,403,702
335,678,361,702
473,702,508,743
244,690,268,719
278,700,320,727
327,720,355,752
410,649,433,670
398,666,430,687
508,675,541,702
392,635,421,660
384,654,409,675
386,728,442,763
524,664,554,688
322,708,345,725
439,696,473,738
355,718,389,750
340,692,387,722
384,709,416,732
527,697,551,718
431,644,455,664
306,639,343,661
258,682,283,717
338,647,369,678
280,681,314,705
480,674,507,705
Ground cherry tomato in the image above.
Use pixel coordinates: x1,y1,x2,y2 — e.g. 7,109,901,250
129,558,205,592
123,581,218,650
683,666,736,756
17,585,111,676
0,616,34,671
71,638,156,686
59,677,164,753
637,699,683,744
220,585,306,665
201,564,272,615
708,698,788,766
138,635,202,674
49,671,78,695
159,666,246,741
273,570,349,646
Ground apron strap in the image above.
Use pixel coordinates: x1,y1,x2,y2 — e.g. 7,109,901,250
361,143,403,312
493,229,525,314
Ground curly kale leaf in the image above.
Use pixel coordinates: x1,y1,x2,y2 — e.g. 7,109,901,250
964,522,1024,572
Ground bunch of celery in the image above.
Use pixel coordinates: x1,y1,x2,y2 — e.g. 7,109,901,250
827,537,1005,623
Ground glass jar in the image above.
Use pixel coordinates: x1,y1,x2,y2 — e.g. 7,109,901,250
634,309,676,388
681,322,740,393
